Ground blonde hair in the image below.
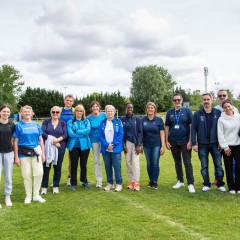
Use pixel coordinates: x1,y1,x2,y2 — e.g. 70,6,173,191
50,106,61,114
20,105,34,118
74,104,86,119
145,102,157,114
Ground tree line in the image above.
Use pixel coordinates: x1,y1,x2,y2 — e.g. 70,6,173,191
1,64,240,117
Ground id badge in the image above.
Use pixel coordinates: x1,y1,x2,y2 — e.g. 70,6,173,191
174,124,180,129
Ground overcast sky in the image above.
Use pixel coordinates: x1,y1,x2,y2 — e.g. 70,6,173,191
1,0,239,98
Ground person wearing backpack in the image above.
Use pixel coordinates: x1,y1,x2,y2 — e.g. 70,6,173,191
41,106,68,194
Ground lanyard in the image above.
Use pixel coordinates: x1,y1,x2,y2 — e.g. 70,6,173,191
174,109,181,125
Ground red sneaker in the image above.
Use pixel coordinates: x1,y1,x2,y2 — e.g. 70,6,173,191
127,182,135,189
133,183,140,191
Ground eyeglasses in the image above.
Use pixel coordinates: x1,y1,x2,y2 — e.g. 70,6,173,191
218,94,227,98
173,99,181,102
51,111,60,114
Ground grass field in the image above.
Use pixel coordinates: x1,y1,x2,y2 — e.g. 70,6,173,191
1,149,240,240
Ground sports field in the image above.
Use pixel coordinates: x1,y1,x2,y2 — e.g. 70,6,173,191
1,149,239,240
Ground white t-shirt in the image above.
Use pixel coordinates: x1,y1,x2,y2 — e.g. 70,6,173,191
105,120,114,152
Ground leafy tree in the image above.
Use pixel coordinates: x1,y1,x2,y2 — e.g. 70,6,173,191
18,87,64,117
189,90,202,111
0,64,24,111
130,65,176,113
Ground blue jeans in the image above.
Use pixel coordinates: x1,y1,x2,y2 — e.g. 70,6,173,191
198,143,224,187
102,152,122,185
143,146,160,183
42,147,66,188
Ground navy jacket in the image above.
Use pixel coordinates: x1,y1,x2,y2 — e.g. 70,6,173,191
120,114,143,147
191,108,221,146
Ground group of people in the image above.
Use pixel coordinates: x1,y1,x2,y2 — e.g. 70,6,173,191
1,89,240,208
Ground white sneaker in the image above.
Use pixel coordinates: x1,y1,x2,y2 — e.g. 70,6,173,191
41,188,47,195
188,184,195,193
33,195,46,203
202,186,210,192
53,187,59,194
24,196,32,204
114,184,122,192
5,196,12,207
237,191,240,194
0,204,2,208
218,186,227,193
104,184,115,191
96,183,102,188
172,180,184,189
67,177,71,186
229,190,236,194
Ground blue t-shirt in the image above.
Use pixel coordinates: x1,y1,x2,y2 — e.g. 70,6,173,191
142,116,165,148
13,121,43,157
87,113,106,143
165,107,193,142
60,108,74,124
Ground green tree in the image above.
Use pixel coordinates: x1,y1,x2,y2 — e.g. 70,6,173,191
0,64,24,111
18,87,63,117
189,90,202,111
130,65,176,114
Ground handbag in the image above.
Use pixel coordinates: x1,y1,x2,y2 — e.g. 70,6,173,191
18,146,35,157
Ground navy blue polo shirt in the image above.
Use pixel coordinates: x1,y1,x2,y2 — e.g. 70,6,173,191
142,116,164,148
165,107,193,142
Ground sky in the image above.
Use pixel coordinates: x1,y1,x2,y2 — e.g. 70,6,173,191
0,0,240,98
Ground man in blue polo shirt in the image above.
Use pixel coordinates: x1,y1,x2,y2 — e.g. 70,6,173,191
191,93,226,193
165,93,195,193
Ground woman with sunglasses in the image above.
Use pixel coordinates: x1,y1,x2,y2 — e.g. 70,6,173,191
0,104,15,208
67,104,92,190
41,106,68,194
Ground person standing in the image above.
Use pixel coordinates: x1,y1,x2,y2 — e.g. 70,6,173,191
165,94,195,193
60,94,75,186
67,104,92,190
13,105,46,204
213,89,239,185
87,101,106,188
217,99,240,194
41,106,68,194
142,102,165,190
0,104,15,208
121,103,142,191
99,105,124,192
191,93,226,193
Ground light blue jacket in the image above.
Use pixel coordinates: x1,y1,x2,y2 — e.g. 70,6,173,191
67,118,92,151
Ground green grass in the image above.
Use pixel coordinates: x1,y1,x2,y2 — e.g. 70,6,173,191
1,150,240,240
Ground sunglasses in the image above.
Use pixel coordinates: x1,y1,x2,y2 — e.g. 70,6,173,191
51,111,60,114
218,95,227,98
173,99,181,102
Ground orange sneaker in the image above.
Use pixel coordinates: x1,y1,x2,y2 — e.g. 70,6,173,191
133,183,140,191
127,182,135,189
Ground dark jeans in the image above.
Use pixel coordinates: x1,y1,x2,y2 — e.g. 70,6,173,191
69,148,90,186
198,143,224,187
222,145,240,191
170,141,194,185
143,146,160,183
102,152,122,185
42,147,66,188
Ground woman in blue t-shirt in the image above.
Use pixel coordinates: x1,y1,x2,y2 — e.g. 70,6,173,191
87,101,106,188
13,105,46,204
142,102,165,189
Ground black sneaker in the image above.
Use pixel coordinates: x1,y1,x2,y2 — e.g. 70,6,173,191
147,182,153,188
152,182,158,189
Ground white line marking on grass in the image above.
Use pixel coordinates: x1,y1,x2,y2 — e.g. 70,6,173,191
116,194,211,240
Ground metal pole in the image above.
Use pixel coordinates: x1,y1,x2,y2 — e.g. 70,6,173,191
204,67,208,93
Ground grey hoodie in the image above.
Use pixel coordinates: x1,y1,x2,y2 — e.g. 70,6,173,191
217,112,240,150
